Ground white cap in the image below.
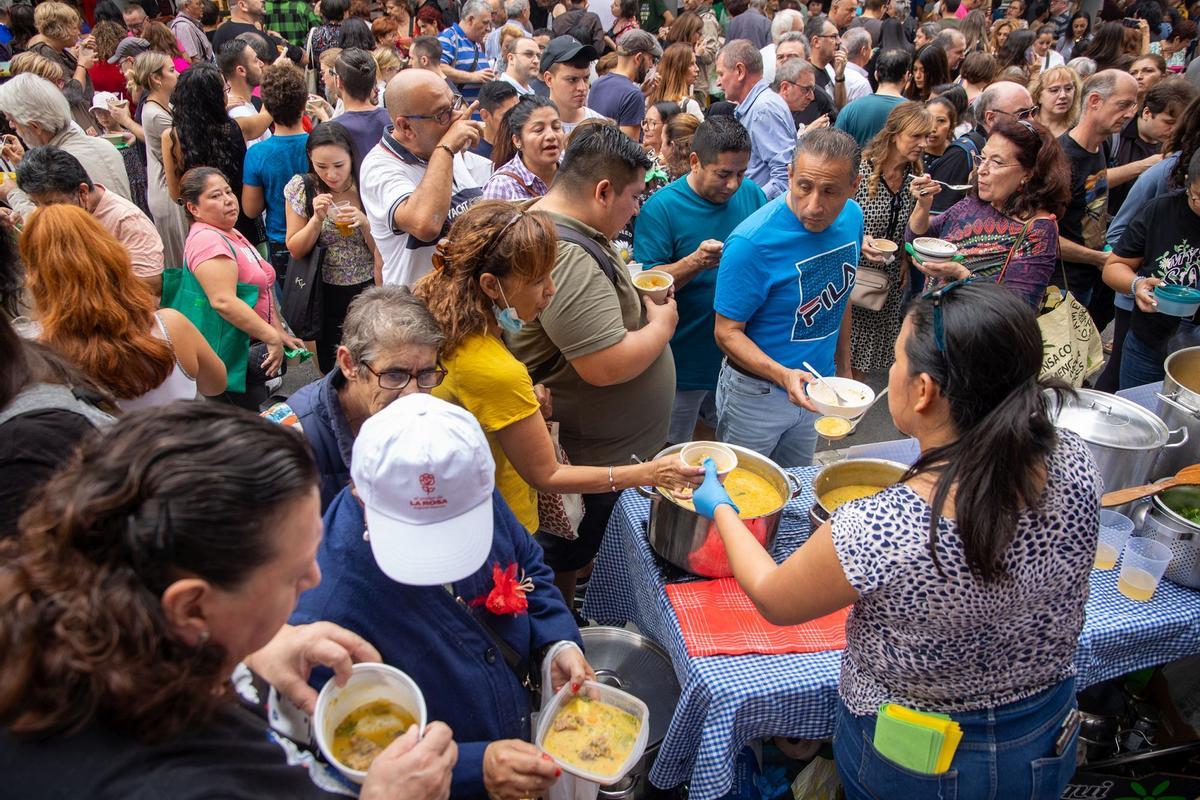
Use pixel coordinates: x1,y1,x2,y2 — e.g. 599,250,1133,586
90,91,121,112
351,394,496,586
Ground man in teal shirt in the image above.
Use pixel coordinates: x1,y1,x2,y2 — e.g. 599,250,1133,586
634,116,767,442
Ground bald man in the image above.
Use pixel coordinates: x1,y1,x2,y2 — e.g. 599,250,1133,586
359,70,490,285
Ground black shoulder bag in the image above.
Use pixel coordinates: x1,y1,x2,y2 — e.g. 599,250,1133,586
280,175,327,341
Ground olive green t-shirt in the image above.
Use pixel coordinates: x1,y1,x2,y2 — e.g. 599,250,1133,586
504,212,675,467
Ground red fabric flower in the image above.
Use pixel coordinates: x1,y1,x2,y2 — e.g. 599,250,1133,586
470,563,533,616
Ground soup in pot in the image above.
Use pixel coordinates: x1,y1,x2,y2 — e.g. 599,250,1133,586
820,484,885,512
671,467,783,518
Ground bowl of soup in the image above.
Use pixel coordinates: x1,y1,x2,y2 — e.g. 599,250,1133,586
633,270,673,304
808,458,908,532
680,441,737,480
805,377,874,419
535,680,650,784
314,662,427,783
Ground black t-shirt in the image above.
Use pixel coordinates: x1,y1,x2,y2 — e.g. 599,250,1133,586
794,83,838,127
0,704,339,800
0,409,96,537
1056,131,1110,292
1114,190,1200,353
212,21,304,63
1108,118,1158,214
929,126,985,213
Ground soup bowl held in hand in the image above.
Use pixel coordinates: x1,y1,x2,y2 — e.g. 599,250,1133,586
633,270,674,305
805,377,874,419
314,662,428,784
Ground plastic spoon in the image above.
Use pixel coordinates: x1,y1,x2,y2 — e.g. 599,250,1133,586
931,179,974,191
802,360,853,405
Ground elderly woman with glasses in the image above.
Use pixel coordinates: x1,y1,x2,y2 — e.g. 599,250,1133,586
266,285,448,510
905,118,1070,306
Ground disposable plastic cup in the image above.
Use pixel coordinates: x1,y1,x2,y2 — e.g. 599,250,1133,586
1117,537,1172,602
332,201,355,237
1094,509,1134,570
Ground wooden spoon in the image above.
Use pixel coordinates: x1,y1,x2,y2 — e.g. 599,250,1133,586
1101,463,1200,508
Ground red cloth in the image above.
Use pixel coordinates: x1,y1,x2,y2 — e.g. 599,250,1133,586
666,578,850,658
89,61,131,103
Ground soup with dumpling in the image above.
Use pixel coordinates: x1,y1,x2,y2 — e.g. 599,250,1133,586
542,696,640,778
331,699,416,771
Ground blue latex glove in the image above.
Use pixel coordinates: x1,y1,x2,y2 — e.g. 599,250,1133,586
692,457,740,519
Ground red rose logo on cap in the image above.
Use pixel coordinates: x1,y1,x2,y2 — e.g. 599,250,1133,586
420,473,436,494
411,472,448,509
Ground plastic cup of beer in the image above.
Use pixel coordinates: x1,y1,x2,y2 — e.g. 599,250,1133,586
1094,509,1134,570
332,201,355,236
1117,537,1172,602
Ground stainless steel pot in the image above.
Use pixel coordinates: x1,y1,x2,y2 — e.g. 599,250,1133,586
808,458,909,533
1131,484,1200,590
637,444,803,578
580,627,681,800
1046,389,1188,499
1155,346,1200,479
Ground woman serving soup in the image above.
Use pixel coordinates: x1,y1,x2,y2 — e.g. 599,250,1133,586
691,281,1102,800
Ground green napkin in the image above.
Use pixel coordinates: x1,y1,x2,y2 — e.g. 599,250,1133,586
873,706,947,774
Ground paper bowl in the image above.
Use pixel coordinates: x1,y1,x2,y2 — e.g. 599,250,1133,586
633,269,673,304
1154,284,1200,317
805,377,874,419
814,415,854,440
912,237,958,261
871,237,898,255
679,441,737,479
313,663,428,784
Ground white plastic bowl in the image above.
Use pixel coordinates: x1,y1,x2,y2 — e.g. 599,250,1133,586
535,680,650,785
805,377,874,419
912,236,958,260
679,441,737,479
633,270,673,304
313,662,428,784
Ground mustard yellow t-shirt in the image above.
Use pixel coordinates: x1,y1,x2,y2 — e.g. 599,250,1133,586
434,331,542,533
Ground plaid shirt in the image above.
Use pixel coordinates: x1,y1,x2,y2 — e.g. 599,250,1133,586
265,0,320,48
482,154,548,201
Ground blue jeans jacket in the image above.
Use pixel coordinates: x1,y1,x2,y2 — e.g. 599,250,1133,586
290,486,583,798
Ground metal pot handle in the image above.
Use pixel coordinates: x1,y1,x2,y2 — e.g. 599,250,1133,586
786,471,805,499
1164,425,1190,448
634,485,659,499
1156,391,1200,420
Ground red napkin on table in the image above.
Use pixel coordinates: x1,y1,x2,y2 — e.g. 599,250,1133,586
666,578,850,658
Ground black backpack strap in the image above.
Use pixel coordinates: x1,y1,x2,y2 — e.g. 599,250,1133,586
554,223,620,285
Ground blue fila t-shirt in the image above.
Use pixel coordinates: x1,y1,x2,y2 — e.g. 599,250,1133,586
714,195,864,377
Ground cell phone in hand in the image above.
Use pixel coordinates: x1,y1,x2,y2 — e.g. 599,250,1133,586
1122,17,1141,28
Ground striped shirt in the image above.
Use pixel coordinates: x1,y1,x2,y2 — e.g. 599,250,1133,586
482,154,548,201
438,23,487,102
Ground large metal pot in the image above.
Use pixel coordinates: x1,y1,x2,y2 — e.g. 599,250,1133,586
579,627,681,800
808,459,909,532
1046,389,1188,497
1155,346,1200,479
1132,484,1200,590
638,443,803,578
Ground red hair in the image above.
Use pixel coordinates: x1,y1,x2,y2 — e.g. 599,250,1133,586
20,204,172,400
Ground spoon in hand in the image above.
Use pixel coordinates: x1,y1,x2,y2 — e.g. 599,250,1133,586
802,360,853,405
931,179,974,191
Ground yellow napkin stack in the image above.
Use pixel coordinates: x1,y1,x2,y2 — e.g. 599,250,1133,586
873,704,963,774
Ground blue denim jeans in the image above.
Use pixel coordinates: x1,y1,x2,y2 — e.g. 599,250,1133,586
714,362,818,468
668,389,718,444
833,679,1079,800
1119,331,1167,390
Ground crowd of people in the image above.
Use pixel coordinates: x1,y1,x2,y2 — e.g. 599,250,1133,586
0,0,1198,796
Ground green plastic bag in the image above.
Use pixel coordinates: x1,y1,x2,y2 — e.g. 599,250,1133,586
161,268,259,394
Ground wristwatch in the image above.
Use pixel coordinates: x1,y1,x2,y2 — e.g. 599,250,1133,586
835,76,846,82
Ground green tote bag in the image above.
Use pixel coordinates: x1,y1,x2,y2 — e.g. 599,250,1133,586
161,267,259,394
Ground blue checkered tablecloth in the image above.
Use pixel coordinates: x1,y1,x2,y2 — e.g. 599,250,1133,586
582,466,1200,800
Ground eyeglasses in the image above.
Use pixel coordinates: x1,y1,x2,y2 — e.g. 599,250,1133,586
971,153,1019,172
994,104,1040,121
404,94,465,126
784,81,816,95
815,32,841,40
360,361,448,390
920,276,975,352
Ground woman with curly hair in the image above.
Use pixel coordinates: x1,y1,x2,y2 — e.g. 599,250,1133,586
1031,64,1080,138
28,1,96,131
907,118,1070,306
849,101,931,375
988,17,1018,54
21,204,225,408
1059,11,1091,60
162,63,261,244
413,201,702,545
87,20,129,100
0,402,458,796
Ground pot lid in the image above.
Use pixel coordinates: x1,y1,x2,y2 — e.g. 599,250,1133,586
579,626,680,745
1047,389,1168,449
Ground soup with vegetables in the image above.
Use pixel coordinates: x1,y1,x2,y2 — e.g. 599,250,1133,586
542,696,640,778
820,484,885,512
331,699,416,771
635,274,670,290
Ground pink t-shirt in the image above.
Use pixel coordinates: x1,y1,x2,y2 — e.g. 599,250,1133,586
184,221,276,323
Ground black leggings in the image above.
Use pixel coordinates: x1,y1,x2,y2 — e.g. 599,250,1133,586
317,280,374,374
